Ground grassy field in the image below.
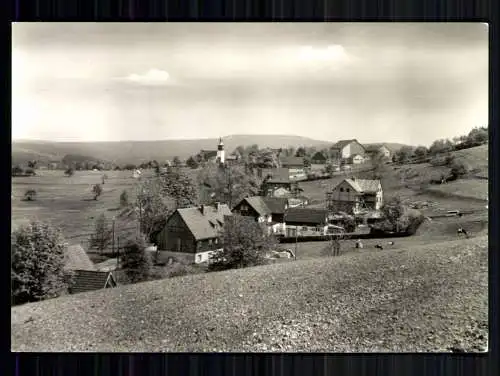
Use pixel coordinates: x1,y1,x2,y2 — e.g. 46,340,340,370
11,235,488,352
425,179,488,202
11,168,204,255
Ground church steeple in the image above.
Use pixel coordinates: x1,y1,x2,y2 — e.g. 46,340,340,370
217,137,225,163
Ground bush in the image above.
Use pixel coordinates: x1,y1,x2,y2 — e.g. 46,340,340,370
119,190,129,207
64,167,74,177
89,214,112,252
450,160,470,179
121,236,152,283
23,189,37,201
12,165,24,176
11,221,70,305
24,168,36,176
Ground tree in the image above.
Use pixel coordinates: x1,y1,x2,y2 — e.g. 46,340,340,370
121,236,152,283
208,215,276,271
414,146,428,159
89,214,112,252
395,146,414,164
303,158,311,168
120,190,129,208
467,126,488,144
12,165,24,176
295,147,306,157
23,189,37,201
11,221,69,305
429,139,453,155
450,159,470,180
172,156,181,167
92,184,103,200
64,167,74,177
27,160,37,169
186,156,199,169
376,196,407,233
197,164,259,208
124,164,137,171
159,168,198,208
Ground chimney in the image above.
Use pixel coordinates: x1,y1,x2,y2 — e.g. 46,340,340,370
199,205,207,215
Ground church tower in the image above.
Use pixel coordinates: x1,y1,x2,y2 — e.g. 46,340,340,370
217,137,225,164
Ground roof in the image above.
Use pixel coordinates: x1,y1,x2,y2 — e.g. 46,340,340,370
285,208,329,225
69,270,116,294
238,196,289,217
64,245,96,272
332,139,363,150
200,150,218,158
176,204,232,241
280,157,305,167
343,178,381,193
94,258,118,272
311,151,328,160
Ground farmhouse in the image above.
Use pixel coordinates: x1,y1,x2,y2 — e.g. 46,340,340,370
327,178,383,214
311,151,328,164
232,196,288,234
350,154,366,164
284,208,329,237
261,169,300,196
378,145,392,158
279,156,307,180
156,203,232,264
64,245,117,294
331,139,366,160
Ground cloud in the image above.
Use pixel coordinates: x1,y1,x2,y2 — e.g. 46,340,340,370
123,69,172,85
298,45,349,62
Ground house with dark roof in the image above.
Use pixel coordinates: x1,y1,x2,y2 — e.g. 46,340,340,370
199,150,218,163
311,151,328,164
232,196,289,235
156,203,232,264
327,178,383,214
261,168,301,196
279,157,307,180
284,208,330,237
331,139,366,160
64,244,117,294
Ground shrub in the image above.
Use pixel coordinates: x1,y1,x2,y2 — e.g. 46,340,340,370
121,236,152,283
12,165,24,176
120,190,129,207
450,160,470,179
11,221,70,305
92,184,103,200
24,168,36,176
89,214,112,252
64,167,74,177
23,189,37,201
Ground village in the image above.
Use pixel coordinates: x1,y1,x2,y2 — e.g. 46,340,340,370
11,23,488,353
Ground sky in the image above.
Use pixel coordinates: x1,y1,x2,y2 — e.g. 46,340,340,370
12,23,488,146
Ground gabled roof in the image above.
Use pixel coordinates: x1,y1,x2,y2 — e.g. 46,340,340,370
332,139,364,150
343,178,381,194
176,204,232,241
280,156,305,167
69,270,116,294
262,197,289,214
285,208,329,225
311,151,328,160
64,245,96,272
235,196,289,217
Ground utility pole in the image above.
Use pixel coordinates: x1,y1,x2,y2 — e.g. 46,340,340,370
116,236,120,269
112,217,115,256
294,226,298,260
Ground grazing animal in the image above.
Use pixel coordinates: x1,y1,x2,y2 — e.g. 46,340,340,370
387,241,395,246
375,244,384,250
355,239,363,249
457,227,469,239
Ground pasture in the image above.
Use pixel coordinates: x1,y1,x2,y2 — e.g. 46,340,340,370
11,168,201,246
12,235,488,352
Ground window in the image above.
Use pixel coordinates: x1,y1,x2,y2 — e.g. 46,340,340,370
208,239,213,245
302,226,308,231
340,188,344,192
346,188,350,192
197,254,202,262
215,238,218,244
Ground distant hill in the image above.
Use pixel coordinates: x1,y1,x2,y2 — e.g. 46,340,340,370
364,143,413,152
11,136,417,166
12,135,333,165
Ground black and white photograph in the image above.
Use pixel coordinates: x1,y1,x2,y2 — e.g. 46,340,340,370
11,22,488,352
